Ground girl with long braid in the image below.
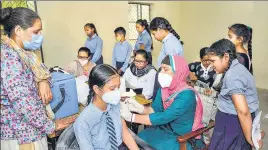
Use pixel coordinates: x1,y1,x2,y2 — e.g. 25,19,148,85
150,17,183,68
150,17,184,100
207,39,262,150
226,23,253,74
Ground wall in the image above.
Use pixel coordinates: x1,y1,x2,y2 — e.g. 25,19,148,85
37,1,129,67
37,1,181,68
179,1,268,89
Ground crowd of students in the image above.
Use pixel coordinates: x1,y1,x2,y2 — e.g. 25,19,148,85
0,7,265,150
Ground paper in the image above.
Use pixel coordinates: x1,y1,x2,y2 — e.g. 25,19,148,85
252,111,262,150
75,75,89,106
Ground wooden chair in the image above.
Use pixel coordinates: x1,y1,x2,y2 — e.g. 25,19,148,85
178,121,215,150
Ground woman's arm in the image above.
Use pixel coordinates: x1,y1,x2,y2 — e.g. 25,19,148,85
121,119,139,150
232,94,254,146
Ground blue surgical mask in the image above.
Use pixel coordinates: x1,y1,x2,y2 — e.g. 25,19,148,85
23,34,44,51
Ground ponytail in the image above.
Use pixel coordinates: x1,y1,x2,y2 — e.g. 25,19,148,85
136,19,154,50
85,23,99,36
150,17,183,45
166,25,184,45
248,26,253,74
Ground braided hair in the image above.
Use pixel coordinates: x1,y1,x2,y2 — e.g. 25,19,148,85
207,39,237,92
150,17,183,45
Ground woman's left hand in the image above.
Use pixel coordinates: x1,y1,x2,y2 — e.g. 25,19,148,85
38,80,53,105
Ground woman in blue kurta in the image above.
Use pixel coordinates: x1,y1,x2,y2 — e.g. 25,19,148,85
120,55,204,150
84,23,103,65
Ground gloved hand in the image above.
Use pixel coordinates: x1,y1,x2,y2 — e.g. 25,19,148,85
120,101,134,122
126,98,144,114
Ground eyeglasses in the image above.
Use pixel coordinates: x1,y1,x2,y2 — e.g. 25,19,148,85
78,56,89,60
134,59,146,64
202,59,211,63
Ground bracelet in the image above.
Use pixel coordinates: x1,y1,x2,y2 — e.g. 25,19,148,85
131,114,136,123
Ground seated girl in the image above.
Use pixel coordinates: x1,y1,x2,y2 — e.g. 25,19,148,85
65,47,96,77
120,55,204,150
123,50,156,100
73,64,139,150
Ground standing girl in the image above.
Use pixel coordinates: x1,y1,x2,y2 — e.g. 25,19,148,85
150,17,184,100
227,23,253,74
150,17,183,68
134,19,153,64
84,23,104,65
207,39,261,150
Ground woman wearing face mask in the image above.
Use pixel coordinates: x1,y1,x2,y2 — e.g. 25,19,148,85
74,64,139,150
84,23,104,65
134,19,153,64
123,50,156,100
226,23,253,74
120,55,204,150
65,47,96,77
0,7,70,150
207,39,262,150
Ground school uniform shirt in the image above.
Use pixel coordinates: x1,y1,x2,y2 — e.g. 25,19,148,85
157,33,183,68
237,52,253,74
85,34,103,63
112,40,132,72
189,62,216,88
74,103,122,150
218,59,259,115
123,67,157,99
134,30,152,53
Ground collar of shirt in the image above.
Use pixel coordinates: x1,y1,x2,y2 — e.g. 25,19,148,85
117,40,127,45
88,33,97,40
230,59,239,69
139,30,147,37
162,33,173,43
89,102,112,122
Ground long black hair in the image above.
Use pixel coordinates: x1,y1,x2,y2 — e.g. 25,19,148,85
150,17,183,45
229,24,252,60
87,64,118,104
136,19,153,49
207,39,237,92
84,23,98,36
0,7,40,36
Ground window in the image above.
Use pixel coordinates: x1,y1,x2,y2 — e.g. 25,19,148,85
128,3,151,48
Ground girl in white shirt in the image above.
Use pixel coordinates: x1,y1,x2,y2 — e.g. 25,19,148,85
123,50,156,100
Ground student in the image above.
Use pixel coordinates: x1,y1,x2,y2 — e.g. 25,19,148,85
134,19,153,64
0,7,70,150
74,64,139,150
123,50,156,100
150,17,184,100
207,39,261,150
112,27,132,76
226,23,253,74
120,55,204,150
150,17,184,68
84,23,103,65
189,47,218,144
65,47,96,77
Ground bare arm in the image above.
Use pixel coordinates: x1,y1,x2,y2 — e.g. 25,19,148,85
121,119,139,150
232,94,253,146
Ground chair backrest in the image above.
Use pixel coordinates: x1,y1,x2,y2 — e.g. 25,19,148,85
56,124,79,150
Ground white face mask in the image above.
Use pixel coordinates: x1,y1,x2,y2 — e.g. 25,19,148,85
102,89,121,105
158,73,173,88
78,59,88,66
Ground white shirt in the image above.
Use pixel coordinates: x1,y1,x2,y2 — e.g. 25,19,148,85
123,68,157,99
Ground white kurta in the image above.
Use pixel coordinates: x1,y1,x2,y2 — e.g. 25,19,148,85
123,68,156,99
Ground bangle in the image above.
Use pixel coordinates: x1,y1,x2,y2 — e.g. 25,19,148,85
131,114,136,123
54,122,57,131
